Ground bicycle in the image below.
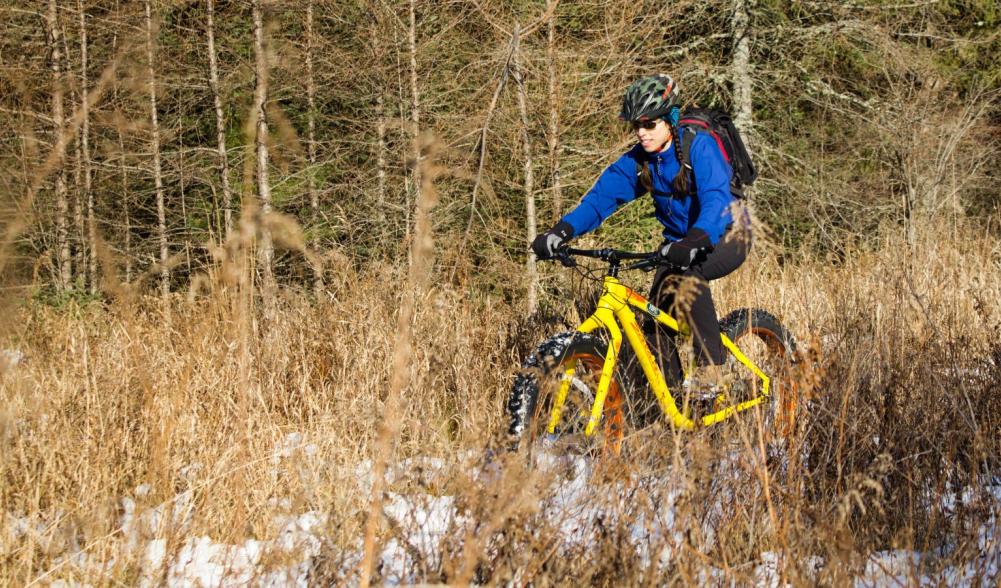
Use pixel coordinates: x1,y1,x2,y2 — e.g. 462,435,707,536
507,246,799,456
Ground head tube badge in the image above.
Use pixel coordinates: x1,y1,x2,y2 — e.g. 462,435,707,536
646,302,661,317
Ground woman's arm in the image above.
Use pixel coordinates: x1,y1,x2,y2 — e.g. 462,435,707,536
561,150,643,237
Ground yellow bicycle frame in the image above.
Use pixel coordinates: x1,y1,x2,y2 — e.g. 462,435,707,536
547,275,771,436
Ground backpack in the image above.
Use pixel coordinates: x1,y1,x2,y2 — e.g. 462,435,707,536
637,107,757,198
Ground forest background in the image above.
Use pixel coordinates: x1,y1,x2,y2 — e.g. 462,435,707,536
1,0,1000,584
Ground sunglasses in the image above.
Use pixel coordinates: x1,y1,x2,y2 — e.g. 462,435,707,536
630,119,660,131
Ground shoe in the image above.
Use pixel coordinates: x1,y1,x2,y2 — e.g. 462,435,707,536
681,364,732,418
682,364,733,398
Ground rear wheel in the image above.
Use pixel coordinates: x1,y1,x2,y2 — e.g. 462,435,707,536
719,309,799,440
507,332,625,457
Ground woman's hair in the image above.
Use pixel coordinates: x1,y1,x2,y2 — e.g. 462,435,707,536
667,119,691,196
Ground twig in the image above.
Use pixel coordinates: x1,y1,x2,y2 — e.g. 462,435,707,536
453,31,518,262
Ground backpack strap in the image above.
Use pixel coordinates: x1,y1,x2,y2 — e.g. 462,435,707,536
678,126,698,195
679,116,731,164
678,125,744,197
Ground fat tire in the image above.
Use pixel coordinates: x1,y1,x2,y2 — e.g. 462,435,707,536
719,308,797,357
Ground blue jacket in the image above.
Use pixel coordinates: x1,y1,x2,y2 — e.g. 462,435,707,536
562,133,738,246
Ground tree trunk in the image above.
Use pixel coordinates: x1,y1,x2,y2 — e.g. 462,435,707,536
47,0,71,290
305,1,325,295
731,0,753,155
118,130,131,285
513,23,538,313
145,0,169,298
305,0,318,216
406,0,420,238
179,135,192,277
545,0,562,221
252,0,276,297
375,95,387,217
207,0,233,236
79,0,97,293
113,0,131,284
369,2,387,221
64,28,86,287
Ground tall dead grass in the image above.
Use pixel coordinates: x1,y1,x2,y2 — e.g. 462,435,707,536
1,216,999,584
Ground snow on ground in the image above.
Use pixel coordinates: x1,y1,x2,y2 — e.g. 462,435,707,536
361,456,1000,585
852,482,1001,586
0,348,24,370
6,430,999,586
139,510,326,587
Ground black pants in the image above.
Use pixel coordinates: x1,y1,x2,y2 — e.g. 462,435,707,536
645,229,750,376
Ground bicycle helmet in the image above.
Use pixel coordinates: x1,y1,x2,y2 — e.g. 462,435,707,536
619,74,681,122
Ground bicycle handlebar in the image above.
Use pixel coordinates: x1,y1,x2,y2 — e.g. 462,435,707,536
563,247,655,261
549,246,668,274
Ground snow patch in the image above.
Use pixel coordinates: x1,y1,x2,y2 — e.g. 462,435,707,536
1,348,24,370
140,511,328,587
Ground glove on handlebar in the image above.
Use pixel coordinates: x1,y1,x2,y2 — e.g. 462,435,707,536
659,227,712,270
532,221,574,260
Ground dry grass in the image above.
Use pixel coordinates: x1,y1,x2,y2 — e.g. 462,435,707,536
1,217,999,585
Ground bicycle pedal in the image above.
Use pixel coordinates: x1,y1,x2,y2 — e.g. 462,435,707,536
677,387,715,416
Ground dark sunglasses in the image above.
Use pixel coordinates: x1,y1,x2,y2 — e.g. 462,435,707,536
630,119,660,131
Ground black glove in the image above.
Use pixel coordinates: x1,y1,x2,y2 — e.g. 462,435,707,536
532,221,574,260
659,228,712,270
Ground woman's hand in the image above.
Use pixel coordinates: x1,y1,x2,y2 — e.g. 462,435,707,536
659,228,711,270
532,221,574,260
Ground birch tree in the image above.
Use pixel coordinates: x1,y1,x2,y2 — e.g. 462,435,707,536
731,0,753,154
369,1,387,219
46,0,71,290
65,29,86,285
305,0,318,217
252,0,276,296
207,0,233,236
145,0,169,298
513,23,538,313
78,0,97,292
545,0,562,220
117,128,131,284
112,0,131,283
406,0,421,235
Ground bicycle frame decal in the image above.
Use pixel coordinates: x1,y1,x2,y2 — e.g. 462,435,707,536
546,275,773,437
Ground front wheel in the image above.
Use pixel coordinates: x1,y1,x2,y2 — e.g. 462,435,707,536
506,332,625,456
720,308,799,440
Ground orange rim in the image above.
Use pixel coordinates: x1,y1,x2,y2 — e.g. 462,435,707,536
742,327,799,438
538,351,625,456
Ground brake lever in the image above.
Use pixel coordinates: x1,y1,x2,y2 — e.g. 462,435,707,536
555,250,577,268
625,257,659,273
648,251,694,272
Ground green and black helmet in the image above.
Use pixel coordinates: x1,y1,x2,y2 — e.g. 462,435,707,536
619,74,680,122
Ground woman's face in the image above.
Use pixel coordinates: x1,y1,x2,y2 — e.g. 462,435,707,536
634,119,672,153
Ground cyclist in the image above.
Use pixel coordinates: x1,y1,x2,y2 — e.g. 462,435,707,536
532,74,750,390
